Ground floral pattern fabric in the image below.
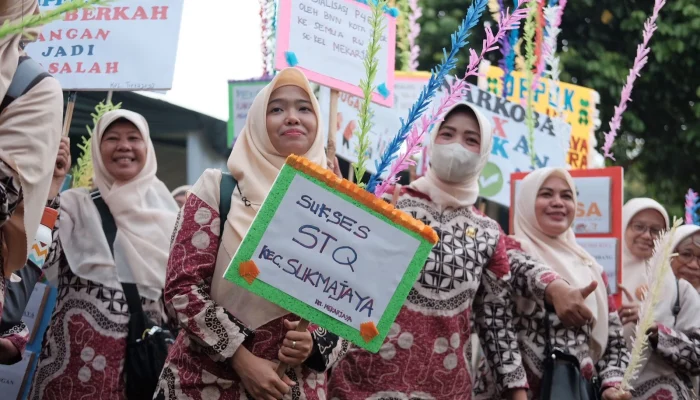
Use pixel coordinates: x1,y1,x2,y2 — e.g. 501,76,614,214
29,194,167,400
156,193,347,400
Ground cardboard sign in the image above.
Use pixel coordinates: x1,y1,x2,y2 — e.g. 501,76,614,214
223,156,437,352
509,167,624,295
463,83,571,206
318,71,433,176
227,79,271,147
26,0,184,91
275,0,397,107
577,238,619,294
477,62,599,170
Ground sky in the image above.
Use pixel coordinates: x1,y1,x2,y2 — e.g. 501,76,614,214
139,0,262,121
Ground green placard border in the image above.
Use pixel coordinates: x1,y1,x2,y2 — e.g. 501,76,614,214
227,80,271,148
223,164,434,352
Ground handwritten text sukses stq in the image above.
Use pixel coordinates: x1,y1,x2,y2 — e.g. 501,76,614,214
257,194,375,320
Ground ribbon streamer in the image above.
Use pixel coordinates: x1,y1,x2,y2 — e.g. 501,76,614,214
601,0,667,160
352,0,390,186
686,189,700,225
374,2,532,197
365,0,490,193
522,0,538,167
407,0,422,71
542,0,567,137
0,0,112,40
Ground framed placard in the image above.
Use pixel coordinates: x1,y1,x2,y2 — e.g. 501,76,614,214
274,0,397,107
223,156,437,352
227,79,271,147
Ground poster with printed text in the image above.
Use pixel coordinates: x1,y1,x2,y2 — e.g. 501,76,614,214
275,0,397,106
26,0,184,91
477,61,599,170
227,79,271,148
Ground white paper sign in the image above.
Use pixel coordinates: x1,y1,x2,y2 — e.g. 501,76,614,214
26,0,184,90
577,237,619,293
571,177,612,234
250,174,419,329
464,84,571,206
276,0,396,106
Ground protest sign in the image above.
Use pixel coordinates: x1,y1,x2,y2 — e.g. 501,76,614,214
223,156,437,352
477,62,599,170
227,79,271,147
462,83,570,206
26,0,184,91
510,167,624,296
275,0,397,107
318,71,431,176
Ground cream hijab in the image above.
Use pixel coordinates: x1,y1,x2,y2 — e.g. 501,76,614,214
1,0,62,276
621,199,669,302
409,102,493,209
209,68,327,326
513,167,609,359
58,110,179,300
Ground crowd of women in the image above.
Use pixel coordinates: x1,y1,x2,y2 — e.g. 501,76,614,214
2,3,700,400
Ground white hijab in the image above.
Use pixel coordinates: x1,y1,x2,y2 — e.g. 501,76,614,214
58,110,179,300
409,101,493,209
513,167,609,360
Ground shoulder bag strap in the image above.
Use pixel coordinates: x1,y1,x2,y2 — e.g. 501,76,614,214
219,172,237,238
91,191,144,314
673,278,681,325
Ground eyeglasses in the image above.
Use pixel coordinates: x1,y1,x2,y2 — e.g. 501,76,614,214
677,251,700,265
630,223,662,238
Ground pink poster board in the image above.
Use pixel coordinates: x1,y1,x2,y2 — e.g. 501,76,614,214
275,0,397,107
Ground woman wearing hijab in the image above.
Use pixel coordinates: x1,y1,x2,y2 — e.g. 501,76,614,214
329,102,541,399
155,68,346,400
29,110,179,399
670,225,700,290
0,0,63,301
620,200,700,398
510,167,630,399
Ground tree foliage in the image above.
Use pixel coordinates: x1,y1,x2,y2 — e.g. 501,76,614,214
414,0,700,215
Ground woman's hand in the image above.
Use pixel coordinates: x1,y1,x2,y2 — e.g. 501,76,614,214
618,286,640,325
327,157,342,178
231,347,295,400
545,279,596,327
602,387,632,400
48,136,71,199
505,388,528,400
278,319,313,367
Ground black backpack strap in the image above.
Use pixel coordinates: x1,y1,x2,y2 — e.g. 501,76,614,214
219,172,237,238
91,191,144,314
1,56,51,113
673,278,681,324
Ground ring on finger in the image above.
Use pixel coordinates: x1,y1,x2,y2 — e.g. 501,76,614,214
292,340,296,349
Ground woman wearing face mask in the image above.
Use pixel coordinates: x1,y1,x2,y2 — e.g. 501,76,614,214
618,203,700,398
510,168,630,400
29,110,179,399
328,102,571,400
155,68,346,400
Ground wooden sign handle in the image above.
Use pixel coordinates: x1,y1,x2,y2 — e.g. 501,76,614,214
62,91,78,137
275,318,310,378
326,89,339,163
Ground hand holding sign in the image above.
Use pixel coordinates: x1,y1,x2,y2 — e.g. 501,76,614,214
545,279,597,327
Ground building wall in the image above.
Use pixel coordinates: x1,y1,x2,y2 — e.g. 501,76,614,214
186,132,228,186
